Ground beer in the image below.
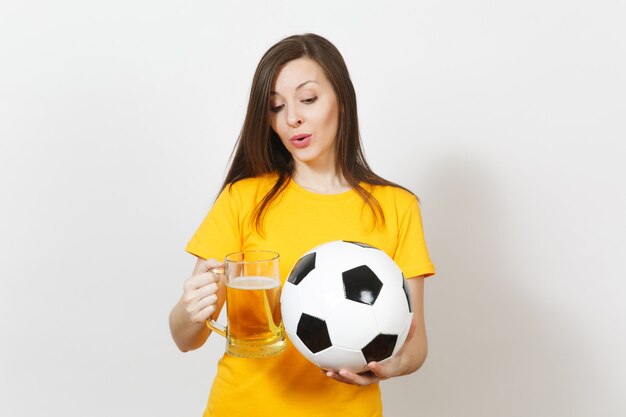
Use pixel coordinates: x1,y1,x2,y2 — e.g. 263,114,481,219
225,276,285,358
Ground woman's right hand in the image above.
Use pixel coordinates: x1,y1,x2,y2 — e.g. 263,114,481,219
169,258,226,351
181,258,225,324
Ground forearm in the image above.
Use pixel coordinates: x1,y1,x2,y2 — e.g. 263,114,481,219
394,276,429,375
395,318,428,376
169,298,211,352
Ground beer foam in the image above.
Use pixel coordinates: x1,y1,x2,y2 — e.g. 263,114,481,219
227,276,280,290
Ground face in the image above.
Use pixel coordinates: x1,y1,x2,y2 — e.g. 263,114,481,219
269,57,339,169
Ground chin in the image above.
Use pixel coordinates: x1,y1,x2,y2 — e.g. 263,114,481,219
290,150,319,164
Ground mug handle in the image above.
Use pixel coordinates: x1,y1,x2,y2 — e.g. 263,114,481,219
205,267,227,337
206,318,226,337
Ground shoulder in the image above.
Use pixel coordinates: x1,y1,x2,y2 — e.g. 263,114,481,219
225,173,279,196
368,183,418,209
220,174,278,201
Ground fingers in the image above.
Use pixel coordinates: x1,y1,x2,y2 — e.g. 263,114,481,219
184,275,219,294
187,299,218,323
184,290,218,323
190,292,218,312
325,368,380,386
197,258,225,274
182,282,218,318
324,360,397,386
185,259,224,292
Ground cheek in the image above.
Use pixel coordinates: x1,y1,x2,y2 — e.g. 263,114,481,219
269,117,283,136
308,103,337,131
322,104,339,135
271,119,291,145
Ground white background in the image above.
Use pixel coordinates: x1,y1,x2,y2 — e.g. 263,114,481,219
1,1,625,416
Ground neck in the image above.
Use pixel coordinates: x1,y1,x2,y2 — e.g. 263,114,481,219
292,162,350,194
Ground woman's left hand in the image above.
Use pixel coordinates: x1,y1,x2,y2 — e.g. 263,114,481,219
324,359,401,386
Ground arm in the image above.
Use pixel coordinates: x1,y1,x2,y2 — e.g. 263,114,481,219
169,257,226,352
326,276,428,385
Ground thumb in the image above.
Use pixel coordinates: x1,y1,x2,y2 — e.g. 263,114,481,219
366,361,393,379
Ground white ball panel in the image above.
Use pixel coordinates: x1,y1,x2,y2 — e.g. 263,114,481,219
326,301,380,349
315,346,367,373
296,263,345,320
280,283,302,333
372,285,413,334
312,241,367,274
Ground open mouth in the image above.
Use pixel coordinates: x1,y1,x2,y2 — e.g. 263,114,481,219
290,134,311,142
289,134,312,148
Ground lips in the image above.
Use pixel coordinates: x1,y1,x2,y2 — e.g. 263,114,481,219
289,133,312,149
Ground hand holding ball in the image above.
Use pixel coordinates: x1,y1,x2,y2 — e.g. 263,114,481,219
280,241,413,373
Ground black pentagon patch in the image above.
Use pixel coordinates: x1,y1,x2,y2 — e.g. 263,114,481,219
362,334,398,363
287,252,316,285
296,313,332,354
342,265,382,305
402,275,413,312
343,240,375,249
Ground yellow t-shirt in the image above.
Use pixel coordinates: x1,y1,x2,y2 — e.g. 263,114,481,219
186,174,435,417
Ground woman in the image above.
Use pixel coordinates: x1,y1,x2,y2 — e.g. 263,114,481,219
169,33,435,416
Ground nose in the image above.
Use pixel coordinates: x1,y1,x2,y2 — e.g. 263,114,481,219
286,106,303,128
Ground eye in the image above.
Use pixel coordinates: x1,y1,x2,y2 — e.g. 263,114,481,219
270,104,285,113
301,96,318,104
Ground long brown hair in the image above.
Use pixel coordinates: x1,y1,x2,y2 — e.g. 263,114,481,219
221,33,410,231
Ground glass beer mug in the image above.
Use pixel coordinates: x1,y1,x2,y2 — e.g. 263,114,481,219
206,250,286,358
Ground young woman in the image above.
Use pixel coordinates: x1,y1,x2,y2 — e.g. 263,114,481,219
169,33,435,417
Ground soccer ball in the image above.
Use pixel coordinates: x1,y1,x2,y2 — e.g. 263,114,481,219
281,240,413,373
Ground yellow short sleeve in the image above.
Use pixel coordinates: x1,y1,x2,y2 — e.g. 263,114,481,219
185,186,243,261
393,199,436,278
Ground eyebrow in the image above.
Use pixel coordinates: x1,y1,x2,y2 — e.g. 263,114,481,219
270,80,319,96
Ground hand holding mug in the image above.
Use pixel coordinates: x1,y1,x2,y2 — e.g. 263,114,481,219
181,259,224,324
